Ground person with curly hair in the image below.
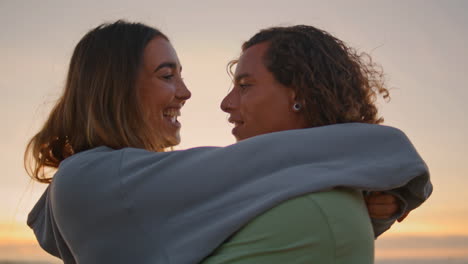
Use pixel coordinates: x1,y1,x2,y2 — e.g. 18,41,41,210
26,21,430,264
205,25,411,263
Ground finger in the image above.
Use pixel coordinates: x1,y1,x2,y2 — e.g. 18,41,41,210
397,212,410,222
368,210,396,219
366,194,397,204
366,203,399,217
369,214,392,219
365,194,397,204
364,191,382,202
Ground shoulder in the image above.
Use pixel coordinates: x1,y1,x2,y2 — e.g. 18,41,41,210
55,146,124,184
253,189,373,247
304,189,374,241
59,146,123,170
56,146,173,181
50,147,126,207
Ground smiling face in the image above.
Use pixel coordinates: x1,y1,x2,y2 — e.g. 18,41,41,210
221,42,308,141
137,37,191,148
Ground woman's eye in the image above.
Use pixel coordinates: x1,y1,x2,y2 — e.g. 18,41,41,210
163,75,174,80
239,83,251,89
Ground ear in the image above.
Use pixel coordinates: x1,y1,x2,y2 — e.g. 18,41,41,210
288,88,305,106
288,88,309,127
288,88,297,104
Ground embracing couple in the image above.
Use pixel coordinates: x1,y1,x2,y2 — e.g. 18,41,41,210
26,21,432,264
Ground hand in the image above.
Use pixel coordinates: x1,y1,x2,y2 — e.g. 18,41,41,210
365,192,401,220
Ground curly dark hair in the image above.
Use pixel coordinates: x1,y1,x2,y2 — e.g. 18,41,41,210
230,25,389,127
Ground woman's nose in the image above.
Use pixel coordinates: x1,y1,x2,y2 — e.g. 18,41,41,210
176,80,191,101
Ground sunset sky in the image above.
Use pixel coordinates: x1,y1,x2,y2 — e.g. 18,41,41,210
1,0,467,262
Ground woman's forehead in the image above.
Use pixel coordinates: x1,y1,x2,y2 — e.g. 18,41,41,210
143,37,180,69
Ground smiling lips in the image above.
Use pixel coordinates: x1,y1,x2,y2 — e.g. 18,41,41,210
163,108,181,127
228,117,244,137
228,117,244,127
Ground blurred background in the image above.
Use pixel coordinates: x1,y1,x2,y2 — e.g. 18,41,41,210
1,0,467,263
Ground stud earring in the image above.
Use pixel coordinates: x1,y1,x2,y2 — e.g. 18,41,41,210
293,103,302,111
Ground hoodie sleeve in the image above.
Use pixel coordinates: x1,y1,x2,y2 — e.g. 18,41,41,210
27,123,432,263
117,123,431,261
27,186,76,263
371,176,433,238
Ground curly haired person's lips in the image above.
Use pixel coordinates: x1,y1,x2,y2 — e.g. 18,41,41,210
228,117,244,136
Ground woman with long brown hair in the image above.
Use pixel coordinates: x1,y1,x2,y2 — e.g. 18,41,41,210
26,21,431,263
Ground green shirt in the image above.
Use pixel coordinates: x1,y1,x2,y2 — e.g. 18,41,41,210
202,188,374,264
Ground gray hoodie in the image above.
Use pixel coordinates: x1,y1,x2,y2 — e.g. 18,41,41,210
28,123,432,264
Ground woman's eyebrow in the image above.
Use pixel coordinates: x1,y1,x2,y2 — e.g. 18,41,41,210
154,62,177,72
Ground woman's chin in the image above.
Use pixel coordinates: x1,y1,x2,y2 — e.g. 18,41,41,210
161,133,181,148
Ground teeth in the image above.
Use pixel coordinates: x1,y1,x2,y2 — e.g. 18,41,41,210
163,108,181,124
163,108,181,118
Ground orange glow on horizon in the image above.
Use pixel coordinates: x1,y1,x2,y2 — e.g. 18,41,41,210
376,248,468,260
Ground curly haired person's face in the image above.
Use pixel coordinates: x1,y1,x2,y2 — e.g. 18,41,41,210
137,37,191,147
221,42,308,141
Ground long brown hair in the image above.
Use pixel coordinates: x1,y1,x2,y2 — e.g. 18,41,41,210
229,25,389,127
25,20,167,183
